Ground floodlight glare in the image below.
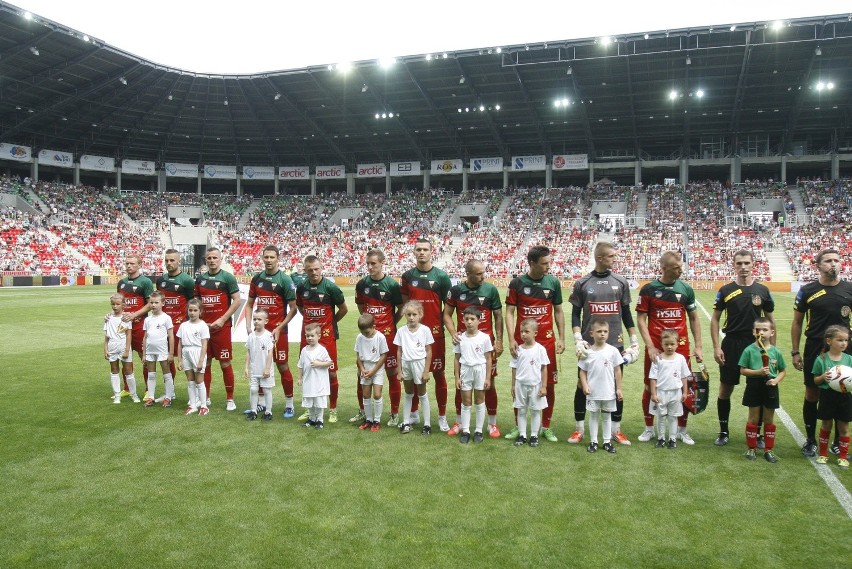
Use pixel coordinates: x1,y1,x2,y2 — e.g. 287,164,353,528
378,57,396,69
337,61,352,73
696,89,704,98
771,20,784,30
23,11,32,20
495,104,501,110
816,82,825,91
600,36,612,45
669,90,678,100
479,105,485,111
827,82,835,90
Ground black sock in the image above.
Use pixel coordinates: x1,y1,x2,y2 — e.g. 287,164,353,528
717,397,731,434
612,398,623,423
574,387,586,422
803,400,818,441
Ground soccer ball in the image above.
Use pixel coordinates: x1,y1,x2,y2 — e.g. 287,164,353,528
826,365,852,393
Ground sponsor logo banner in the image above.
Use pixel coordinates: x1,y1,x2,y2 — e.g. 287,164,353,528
279,166,310,179
242,166,274,180
122,159,156,175
203,164,237,179
511,155,546,171
390,161,421,176
164,162,199,178
80,154,115,172
430,159,462,175
552,154,588,170
356,163,386,178
470,157,503,173
39,149,73,168
315,165,345,179
1,143,32,162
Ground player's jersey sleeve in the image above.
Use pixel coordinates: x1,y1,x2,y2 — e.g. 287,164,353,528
636,284,652,313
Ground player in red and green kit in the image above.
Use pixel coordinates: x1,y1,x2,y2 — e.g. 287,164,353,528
401,238,453,431
245,245,298,418
355,249,403,425
443,258,504,437
296,255,349,423
155,248,195,403
504,245,566,442
117,254,153,397
636,251,704,444
195,247,242,411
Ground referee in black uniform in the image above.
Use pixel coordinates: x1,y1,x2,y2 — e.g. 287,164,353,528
791,248,852,457
711,250,776,446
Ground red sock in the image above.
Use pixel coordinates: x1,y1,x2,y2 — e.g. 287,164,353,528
642,389,654,427
485,387,498,417
764,423,776,450
329,375,339,409
281,368,294,398
122,369,129,392
434,372,448,416
542,383,556,428
513,407,518,426
389,375,401,414
258,387,265,397
168,360,177,378
454,389,462,417
411,390,420,413
357,381,364,410
204,362,213,400
746,422,759,450
819,428,831,457
678,411,689,428
840,435,850,460
223,365,235,399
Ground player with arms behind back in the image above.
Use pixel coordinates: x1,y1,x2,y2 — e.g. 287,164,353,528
116,254,153,397
504,245,566,443
156,249,195,401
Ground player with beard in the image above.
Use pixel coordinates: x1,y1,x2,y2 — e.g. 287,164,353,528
636,251,704,444
153,249,195,404
354,249,403,426
245,245,298,418
400,238,453,431
443,259,504,438
296,255,349,423
504,245,566,443
710,250,775,447
567,241,637,445
791,248,852,457
195,247,241,411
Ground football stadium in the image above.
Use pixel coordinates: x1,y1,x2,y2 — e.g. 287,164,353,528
1,2,851,567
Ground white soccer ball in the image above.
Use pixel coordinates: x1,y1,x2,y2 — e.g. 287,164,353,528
826,365,852,393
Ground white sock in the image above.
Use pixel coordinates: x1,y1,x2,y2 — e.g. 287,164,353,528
475,402,486,434
518,408,528,438
602,412,612,444
110,373,120,395
250,384,259,411
315,406,324,424
264,391,273,414
187,382,197,407
530,410,541,436
196,382,207,408
363,397,373,422
163,373,174,399
146,372,156,399
589,410,600,444
657,412,667,439
669,415,678,440
285,396,294,409
461,404,472,433
126,374,137,396
419,394,431,427
576,419,585,433
488,414,497,426
373,397,383,423
611,419,621,435
456,413,462,424
403,393,414,425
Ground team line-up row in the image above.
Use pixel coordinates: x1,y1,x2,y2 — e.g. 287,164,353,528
105,241,852,466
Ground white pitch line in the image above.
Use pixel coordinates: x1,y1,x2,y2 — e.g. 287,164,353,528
696,300,852,520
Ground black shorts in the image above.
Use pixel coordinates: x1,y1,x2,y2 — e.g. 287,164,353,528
741,377,780,409
817,388,852,422
720,334,753,385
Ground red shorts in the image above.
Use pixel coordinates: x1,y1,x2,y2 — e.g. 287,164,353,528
384,343,399,371
208,326,233,361
273,333,290,364
429,336,446,373
644,346,692,385
301,338,338,372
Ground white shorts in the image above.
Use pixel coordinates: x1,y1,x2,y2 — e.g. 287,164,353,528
459,364,486,391
181,347,203,371
106,348,132,364
586,398,617,413
513,382,548,411
652,388,683,417
302,395,327,409
250,375,275,390
144,352,170,362
401,359,426,385
359,365,386,386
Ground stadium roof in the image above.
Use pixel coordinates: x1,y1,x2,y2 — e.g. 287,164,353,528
1,2,850,169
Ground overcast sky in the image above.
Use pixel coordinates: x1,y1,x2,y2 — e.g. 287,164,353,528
9,0,850,74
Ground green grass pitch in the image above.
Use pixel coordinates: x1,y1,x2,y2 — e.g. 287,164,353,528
1,285,850,567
